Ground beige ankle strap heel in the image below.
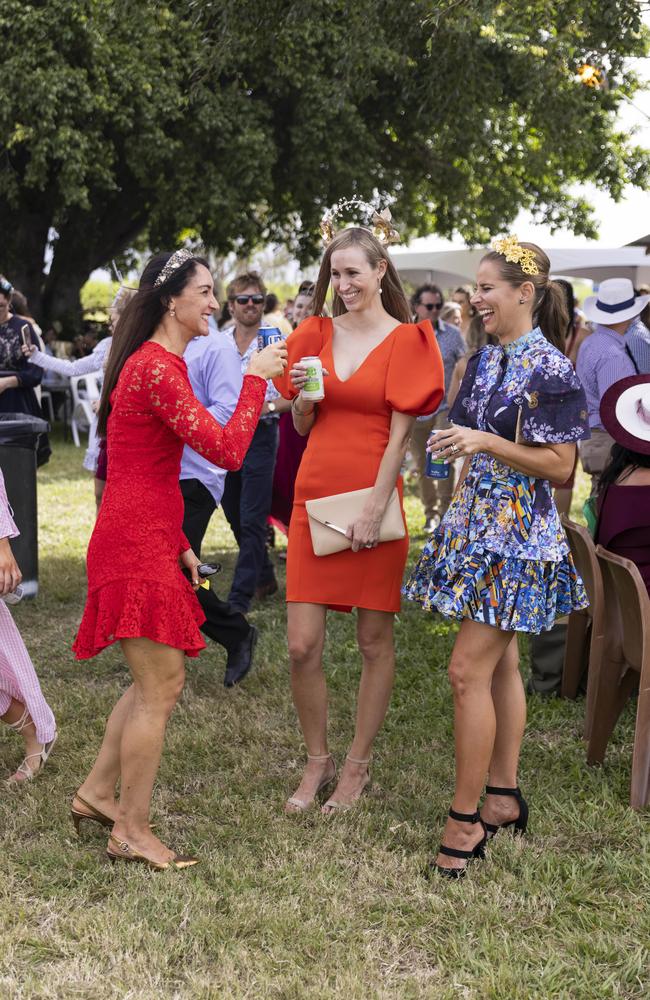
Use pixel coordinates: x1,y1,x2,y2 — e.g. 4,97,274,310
285,753,336,813
321,755,372,814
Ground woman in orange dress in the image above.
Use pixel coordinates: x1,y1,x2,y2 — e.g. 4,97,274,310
275,224,443,813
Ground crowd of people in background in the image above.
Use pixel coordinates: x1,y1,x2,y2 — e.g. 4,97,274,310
1,231,650,878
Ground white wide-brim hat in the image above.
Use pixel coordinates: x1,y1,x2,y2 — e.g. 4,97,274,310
600,375,650,455
583,278,650,326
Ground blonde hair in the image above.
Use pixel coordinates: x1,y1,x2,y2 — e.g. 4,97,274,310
311,228,411,324
112,285,137,313
440,302,461,325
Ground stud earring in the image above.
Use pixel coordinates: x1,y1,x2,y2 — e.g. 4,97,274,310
519,297,526,305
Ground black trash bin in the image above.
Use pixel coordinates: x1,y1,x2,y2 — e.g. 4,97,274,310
0,412,50,598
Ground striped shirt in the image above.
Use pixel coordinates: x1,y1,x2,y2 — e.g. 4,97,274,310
576,324,637,430
626,317,650,375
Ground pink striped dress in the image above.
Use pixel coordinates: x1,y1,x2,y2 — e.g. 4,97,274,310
0,468,56,743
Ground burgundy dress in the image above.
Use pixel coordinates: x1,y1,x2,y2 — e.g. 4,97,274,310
270,411,308,533
597,484,650,594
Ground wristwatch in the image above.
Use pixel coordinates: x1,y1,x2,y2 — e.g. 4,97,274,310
267,401,277,414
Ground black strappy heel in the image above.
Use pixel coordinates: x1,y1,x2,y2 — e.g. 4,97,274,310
434,808,488,880
481,785,529,839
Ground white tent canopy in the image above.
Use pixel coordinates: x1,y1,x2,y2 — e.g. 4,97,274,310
389,239,650,288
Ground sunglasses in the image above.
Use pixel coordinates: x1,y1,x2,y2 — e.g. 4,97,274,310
230,294,265,306
419,302,443,311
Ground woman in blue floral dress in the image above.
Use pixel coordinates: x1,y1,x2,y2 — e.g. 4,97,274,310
404,239,590,877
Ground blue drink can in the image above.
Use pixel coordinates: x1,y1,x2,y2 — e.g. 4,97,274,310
426,452,450,479
425,430,450,479
257,326,284,351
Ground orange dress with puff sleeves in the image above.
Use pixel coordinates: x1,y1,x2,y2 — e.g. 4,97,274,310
273,316,444,612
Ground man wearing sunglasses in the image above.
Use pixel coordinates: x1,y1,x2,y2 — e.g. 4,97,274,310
220,272,291,613
409,284,466,533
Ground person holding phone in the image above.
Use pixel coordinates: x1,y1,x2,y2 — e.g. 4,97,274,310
0,276,50,463
71,251,287,871
23,285,136,509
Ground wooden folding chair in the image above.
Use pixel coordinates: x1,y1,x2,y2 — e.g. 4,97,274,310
560,515,605,738
588,546,650,810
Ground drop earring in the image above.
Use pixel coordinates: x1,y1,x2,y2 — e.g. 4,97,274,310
169,307,176,317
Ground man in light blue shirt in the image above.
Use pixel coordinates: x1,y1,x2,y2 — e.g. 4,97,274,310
219,272,291,612
179,320,258,687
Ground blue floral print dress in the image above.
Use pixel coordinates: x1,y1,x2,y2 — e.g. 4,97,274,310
403,328,591,633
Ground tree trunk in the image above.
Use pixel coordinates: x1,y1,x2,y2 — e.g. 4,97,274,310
0,206,51,323
42,193,149,332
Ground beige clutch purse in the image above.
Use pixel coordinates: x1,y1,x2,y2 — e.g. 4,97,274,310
305,487,405,556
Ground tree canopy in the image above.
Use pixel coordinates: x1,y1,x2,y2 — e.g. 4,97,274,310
0,0,648,327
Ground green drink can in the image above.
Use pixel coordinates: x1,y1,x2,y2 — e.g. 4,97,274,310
301,356,324,401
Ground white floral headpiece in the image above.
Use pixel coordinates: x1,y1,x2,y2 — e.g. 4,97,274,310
320,199,401,247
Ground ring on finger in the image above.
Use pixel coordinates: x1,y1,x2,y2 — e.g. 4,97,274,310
449,443,459,455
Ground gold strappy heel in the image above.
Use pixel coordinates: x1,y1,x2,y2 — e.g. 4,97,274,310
71,793,114,834
321,754,371,814
106,835,198,871
285,753,336,813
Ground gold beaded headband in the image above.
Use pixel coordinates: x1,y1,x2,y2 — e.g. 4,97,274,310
490,236,539,276
154,249,197,287
320,199,401,247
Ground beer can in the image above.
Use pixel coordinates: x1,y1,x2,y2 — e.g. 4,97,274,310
300,356,325,401
425,432,450,479
257,326,284,351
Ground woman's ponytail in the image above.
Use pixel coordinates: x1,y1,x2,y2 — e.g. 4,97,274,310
535,281,568,353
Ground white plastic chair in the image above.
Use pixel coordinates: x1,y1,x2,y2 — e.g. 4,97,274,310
69,372,101,447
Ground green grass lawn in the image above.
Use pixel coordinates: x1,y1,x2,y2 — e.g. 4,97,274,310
1,431,648,1000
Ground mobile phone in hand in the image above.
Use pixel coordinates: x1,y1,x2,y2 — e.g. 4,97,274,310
20,324,32,350
198,563,221,577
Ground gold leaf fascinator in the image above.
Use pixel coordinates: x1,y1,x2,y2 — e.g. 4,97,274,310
320,199,401,247
490,235,539,276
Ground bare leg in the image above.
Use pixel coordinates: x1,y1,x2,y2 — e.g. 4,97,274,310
75,685,135,820
323,609,395,811
2,698,44,778
285,602,333,811
437,619,514,871
109,638,186,863
482,636,527,827
78,637,185,864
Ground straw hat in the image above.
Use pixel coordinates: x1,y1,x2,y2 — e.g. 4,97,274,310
599,375,650,455
583,278,650,326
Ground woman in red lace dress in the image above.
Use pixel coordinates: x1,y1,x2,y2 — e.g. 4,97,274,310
71,250,286,870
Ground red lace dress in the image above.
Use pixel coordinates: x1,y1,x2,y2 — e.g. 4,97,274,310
73,341,266,659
